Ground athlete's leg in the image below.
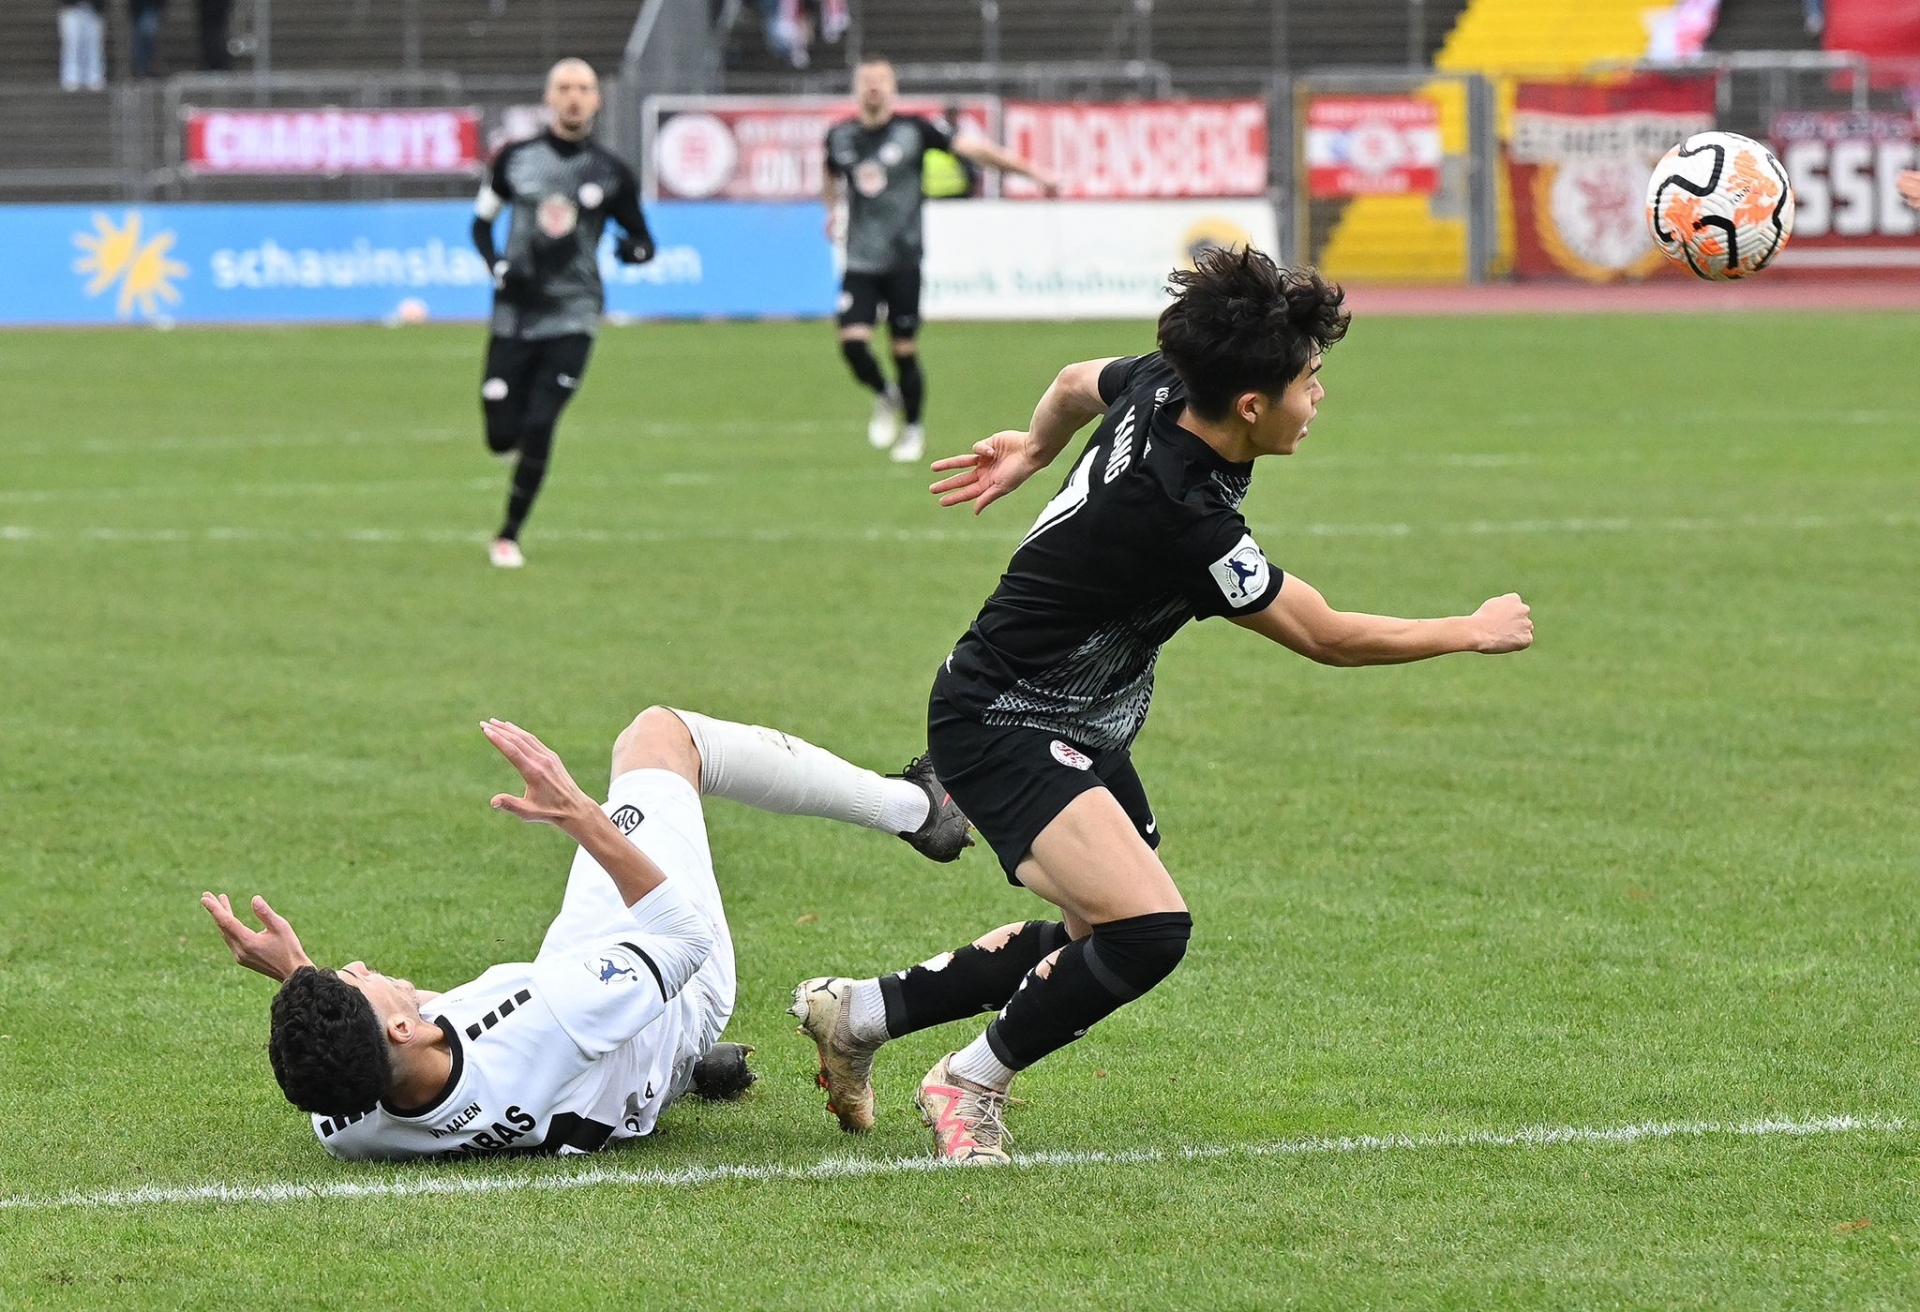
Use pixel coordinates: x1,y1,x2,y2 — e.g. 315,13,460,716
944,789,1189,1091
480,335,536,456
664,707,931,836
838,273,902,450
886,267,925,423
497,334,592,542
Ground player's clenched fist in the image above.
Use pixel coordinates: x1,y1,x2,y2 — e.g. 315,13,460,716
1472,593,1534,653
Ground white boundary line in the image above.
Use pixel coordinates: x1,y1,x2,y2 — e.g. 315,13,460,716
1,510,1915,548
0,1114,1904,1213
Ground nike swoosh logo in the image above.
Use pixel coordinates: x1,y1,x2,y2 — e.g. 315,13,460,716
557,375,578,388
1144,818,1157,835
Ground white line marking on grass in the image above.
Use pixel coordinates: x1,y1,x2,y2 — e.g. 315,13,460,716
0,478,495,506
1,511,1915,550
0,1114,1904,1213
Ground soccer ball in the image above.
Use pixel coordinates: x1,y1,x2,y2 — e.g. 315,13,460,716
1645,132,1795,280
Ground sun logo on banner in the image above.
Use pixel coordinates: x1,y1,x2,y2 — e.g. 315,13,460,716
72,211,187,318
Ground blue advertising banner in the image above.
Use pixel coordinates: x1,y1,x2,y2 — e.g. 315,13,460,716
0,199,836,326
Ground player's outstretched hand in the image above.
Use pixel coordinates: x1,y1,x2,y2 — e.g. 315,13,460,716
1471,593,1534,653
201,892,315,982
929,430,1046,515
1899,169,1920,210
483,718,592,827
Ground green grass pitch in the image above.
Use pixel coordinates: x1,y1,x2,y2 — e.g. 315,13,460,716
1,310,1917,1307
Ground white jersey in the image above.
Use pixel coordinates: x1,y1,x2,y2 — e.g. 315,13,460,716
314,769,737,1161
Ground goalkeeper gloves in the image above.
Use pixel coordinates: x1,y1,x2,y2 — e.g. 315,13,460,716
616,234,656,266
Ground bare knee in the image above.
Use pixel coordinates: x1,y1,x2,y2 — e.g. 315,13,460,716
611,706,701,786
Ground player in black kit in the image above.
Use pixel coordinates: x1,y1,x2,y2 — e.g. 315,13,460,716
823,57,1055,465
471,58,655,569
789,248,1535,1162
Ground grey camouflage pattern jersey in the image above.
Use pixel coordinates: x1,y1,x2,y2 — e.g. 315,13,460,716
484,132,645,340
824,115,953,274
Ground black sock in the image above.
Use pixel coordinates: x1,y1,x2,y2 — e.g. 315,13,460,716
878,920,1069,1038
498,423,554,540
894,352,925,424
985,911,1192,1070
839,339,889,394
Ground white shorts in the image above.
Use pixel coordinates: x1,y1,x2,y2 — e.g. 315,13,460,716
536,769,737,1067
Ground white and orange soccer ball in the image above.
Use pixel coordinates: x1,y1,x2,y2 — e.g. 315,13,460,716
1645,131,1795,280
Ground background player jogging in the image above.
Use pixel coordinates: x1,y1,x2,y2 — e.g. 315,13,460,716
791,247,1535,1164
471,58,656,570
823,56,1057,466
202,707,966,1159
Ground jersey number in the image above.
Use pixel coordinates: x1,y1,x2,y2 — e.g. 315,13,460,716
1021,445,1100,547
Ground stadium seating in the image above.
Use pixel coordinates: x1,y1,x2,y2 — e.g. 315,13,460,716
724,0,1469,83
1704,0,1821,53
0,0,642,86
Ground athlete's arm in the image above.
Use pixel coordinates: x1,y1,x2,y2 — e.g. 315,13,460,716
200,892,315,982
1232,577,1533,665
482,719,672,906
821,142,843,239
951,133,1060,195
608,163,656,264
930,358,1116,513
471,188,502,266
1900,169,1920,209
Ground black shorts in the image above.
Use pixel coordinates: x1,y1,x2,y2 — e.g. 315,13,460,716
928,686,1160,884
838,267,922,339
481,333,593,437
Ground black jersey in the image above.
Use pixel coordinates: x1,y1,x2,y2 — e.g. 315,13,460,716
482,132,647,340
824,114,953,274
936,354,1285,753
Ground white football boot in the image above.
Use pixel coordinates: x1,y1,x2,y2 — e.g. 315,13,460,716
868,386,903,450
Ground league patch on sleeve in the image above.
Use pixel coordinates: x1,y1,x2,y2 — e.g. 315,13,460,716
1208,534,1271,608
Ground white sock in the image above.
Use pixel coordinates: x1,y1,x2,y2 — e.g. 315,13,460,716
948,1033,1016,1092
670,710,927,833
845,978,890,1044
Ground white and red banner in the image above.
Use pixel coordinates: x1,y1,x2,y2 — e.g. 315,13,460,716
645,96,995,201
999,100,1268,199
1770,112,1920,265
1304,96,1442,198
1506,76,1715,281
184,108,483,175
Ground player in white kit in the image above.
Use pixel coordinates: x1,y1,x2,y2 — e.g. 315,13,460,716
201,705,968,1160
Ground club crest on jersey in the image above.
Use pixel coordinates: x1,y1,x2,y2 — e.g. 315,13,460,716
537,194,579,238
577,181,605,209
853,160,888,198
1050,740,1093,771
878,140,905,166
609,804,644,834
1209,534,1270,607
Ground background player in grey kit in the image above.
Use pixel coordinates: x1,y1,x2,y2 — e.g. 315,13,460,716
471,58,655,570
791,248,1535,1164
823,57,1057,465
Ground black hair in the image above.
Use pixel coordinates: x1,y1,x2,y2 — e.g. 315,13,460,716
1156,247,1350,423
267,966,394,1117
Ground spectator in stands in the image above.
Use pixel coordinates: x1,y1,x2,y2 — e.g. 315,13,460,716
58,0,106,92
129,0,165,78
198,0,232,71
1803,0,1823,37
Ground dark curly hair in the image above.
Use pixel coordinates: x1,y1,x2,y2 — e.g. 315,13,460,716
268,966,394,1117
1157,247,1350,422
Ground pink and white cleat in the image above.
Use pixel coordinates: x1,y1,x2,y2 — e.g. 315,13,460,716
915,1054,1012,1165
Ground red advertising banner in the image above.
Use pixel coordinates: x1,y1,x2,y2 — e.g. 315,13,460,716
1825,0,1920,57
184,108,483,175
1304,96,1442,198
1770,112,1920,263
1000,100,1267,198
1507,75,1715,281
646,97,995,201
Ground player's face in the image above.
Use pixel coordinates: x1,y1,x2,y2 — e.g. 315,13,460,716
1258,355,1324,456
545,65,601,137
854,63,896,119
339,962,424,1022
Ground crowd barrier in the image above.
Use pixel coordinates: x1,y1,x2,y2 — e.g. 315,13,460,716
0,198,1279,327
